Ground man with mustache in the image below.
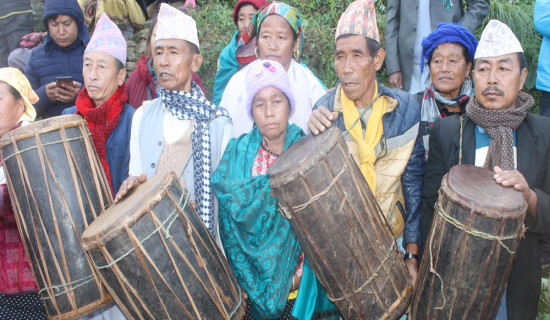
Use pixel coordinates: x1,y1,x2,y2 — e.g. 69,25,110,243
115,4,232,244
307,0,425,290
421,20,550,320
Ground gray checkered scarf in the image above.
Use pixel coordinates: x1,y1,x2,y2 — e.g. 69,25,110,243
160,82,230,236
466,91,533,170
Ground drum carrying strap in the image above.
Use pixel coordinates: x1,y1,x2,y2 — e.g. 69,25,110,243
459,116,464,165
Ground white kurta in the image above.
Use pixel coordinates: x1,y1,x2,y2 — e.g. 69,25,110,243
219,59,327,137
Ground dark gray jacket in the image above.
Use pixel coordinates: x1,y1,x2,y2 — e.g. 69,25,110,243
385,0,490,91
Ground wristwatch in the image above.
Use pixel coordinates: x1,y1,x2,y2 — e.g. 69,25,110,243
403,252,419,260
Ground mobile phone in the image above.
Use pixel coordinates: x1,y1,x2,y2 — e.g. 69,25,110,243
56,76,73,87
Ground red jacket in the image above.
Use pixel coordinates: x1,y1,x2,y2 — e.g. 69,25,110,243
126,55,206,109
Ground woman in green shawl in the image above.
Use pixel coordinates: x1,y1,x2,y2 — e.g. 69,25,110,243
211,59,338,320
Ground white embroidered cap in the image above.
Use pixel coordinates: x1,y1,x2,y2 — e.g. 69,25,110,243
474,20,523,60
155,3,200,49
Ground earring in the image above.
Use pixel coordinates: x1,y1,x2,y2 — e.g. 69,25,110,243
293,49,301,61
255,47,260,58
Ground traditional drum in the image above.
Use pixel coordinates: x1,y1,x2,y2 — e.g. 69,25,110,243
81,171,246,320
0,115,113,319
269,126,412,319
410,164,527,319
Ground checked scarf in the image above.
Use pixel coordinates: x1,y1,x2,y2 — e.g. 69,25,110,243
466,91,533,171
160,81,230,236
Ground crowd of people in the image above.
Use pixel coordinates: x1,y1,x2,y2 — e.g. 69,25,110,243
0,0,549,319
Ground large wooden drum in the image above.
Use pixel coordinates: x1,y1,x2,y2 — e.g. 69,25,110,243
411,164,527,319
269,126,411,319
0,115,113,319
81,172,246,320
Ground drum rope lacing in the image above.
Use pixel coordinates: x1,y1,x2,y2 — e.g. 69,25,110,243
326,241,397,303
3,135,89,162
95,187,244,318
40,188,191,299
427,191,525,310
436,197,521,255
278,162,348,219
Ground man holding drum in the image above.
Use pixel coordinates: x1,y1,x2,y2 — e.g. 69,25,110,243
422,20,550,320
308,0,425,285
115,4,233,242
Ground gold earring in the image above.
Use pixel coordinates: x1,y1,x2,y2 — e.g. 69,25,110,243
293,49,301,61
255,47,260,58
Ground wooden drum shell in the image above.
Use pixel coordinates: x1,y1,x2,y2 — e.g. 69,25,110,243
82,172,245,320
269,126,412,320
0,115,113,319
411,164,527,320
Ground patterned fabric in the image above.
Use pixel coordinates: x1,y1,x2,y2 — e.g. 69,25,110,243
0,292,47,319
251,139,279,177
421,79,472,158
211,124,304,319
420,22,478,71
475,20,523,59
160,82,230,236
0,68,37,122
85,13,127,65
335,0,379,42
233,0,267,25
465,91,533,170
240,2,303,52
341,83,387,195
156,3,199,49
246,60,295,118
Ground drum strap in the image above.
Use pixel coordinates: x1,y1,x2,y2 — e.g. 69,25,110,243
459,116,464,165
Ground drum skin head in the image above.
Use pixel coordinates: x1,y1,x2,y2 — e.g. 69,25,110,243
270,126,343,188
82,172,185,248
446,164,526,219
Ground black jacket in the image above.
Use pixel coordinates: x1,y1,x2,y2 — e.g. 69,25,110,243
421,113,550,320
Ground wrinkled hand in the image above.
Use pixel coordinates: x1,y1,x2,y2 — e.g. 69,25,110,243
494,166,537,220
307,106,338,136
114,173,147,203
388,71,403,89
45,82,57,101
56,81,81,103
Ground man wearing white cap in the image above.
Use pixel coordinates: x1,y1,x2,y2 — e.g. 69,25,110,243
422,20,550,319
64,13,135,197
115,4,233,243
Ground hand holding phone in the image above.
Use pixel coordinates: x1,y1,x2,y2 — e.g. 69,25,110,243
56,76,73,88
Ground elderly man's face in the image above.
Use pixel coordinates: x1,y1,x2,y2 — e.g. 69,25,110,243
473,53,528,110
83,51,126,106
154,39,202,92
334,35,385,108
48,15,79,48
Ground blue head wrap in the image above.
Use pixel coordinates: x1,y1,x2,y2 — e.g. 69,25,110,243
421,22,478,72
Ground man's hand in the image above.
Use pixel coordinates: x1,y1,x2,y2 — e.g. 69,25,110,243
404,242,419,285
388,71,403,89
114,173,147,203
405,258,418,285
45,82,58,101
56,81,81,103
494,166,537,220
307,106,338,135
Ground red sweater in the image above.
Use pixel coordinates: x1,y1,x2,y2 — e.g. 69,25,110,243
126,55,206,109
